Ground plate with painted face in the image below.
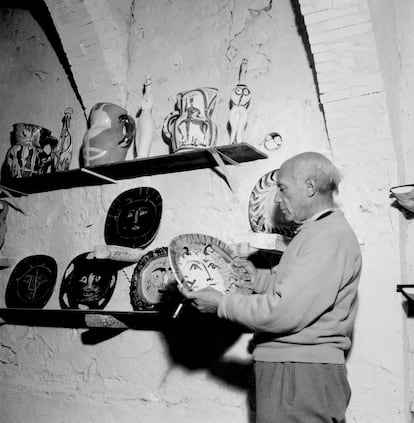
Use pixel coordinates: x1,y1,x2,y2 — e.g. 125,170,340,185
59,252,118,310
130,247,176,311
104,187,162,249
248,169,297,237
168,233,254,294
5,255,57,308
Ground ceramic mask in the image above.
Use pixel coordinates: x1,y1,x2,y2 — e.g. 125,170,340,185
82,102,136,166
162,87,218,152
2,123,58,178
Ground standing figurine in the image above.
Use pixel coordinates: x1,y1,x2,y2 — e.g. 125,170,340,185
55,107,73,171
136,75,154,158
228,58,252,144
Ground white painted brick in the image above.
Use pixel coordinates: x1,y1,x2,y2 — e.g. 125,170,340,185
306,14,370,35
304,6,359,25
300,0,333,14
310,22,372,44
320,88,352,103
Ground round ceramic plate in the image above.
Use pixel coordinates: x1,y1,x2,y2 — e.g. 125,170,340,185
104,187,162,249
59,252,118,310
130,246,175,311
168,233,254,294
248,169,297,237
5,255,57,308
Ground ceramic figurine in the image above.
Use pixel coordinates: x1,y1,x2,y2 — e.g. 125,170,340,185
162,87,218,152
2,123,58,178
229,58,251,144
81,102,136,167
136,76,154,158
54,107,73,171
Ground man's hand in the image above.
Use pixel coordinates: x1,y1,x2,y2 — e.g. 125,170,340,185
178,284,224,314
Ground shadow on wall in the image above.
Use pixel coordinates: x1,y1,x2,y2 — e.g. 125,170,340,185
161,307,256,422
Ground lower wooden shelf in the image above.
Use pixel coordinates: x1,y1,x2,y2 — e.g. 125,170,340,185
0,308,162,329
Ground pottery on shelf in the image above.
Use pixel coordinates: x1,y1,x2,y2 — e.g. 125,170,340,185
81,102,136,167
162,87,218,152
136,76,154,158
54,107,73,171
2,123,58,179
229,58,251,144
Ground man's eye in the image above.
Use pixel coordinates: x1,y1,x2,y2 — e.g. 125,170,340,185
208,263,219,270
190,263,202,271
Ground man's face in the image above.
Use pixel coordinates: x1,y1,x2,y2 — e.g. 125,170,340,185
275,163,309,223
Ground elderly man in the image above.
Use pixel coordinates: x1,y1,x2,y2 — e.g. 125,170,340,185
179,152,362,423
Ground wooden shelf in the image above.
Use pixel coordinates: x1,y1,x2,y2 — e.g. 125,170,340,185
0,143,267,195
0,308,163,329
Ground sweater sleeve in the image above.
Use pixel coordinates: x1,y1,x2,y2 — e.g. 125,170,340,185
217,230,347,333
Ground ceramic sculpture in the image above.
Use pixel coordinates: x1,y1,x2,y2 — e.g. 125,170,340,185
54,107,73,171
2,123,58,178
81,102,136,167
136,76,154,158
162,87,218,152
228,58,251,144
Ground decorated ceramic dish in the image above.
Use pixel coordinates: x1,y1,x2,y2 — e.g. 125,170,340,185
104,187,162,249
130,246,175,311
168,233,254,294
248,169,297,237
59,252,117,310
5,255,57,308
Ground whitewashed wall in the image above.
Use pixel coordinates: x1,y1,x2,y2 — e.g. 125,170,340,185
0,0,408,422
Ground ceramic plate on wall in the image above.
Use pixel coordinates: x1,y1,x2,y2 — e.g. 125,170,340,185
104,187,162,249
130,246,175,311
59,252,117,310
168,233,254,294
248,169,297,237
5,255,57,308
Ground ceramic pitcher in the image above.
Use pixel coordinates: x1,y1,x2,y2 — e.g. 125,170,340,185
2,123,58,178
82,103,136,167
162,87,218,152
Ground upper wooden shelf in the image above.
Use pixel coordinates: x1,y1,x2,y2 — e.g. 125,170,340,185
0,143,267,196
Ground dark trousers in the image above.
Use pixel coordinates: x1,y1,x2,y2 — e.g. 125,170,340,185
254,361,351,423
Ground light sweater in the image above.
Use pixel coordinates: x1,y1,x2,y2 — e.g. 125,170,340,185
218,209,362,364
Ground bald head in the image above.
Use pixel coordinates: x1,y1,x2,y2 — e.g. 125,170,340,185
281,152,341,195
275,152,341,223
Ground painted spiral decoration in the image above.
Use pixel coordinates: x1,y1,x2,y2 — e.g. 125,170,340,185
248,170,297,237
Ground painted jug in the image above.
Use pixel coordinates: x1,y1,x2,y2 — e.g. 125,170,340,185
82,103,136,167
2,123,58,179
162,87,218,152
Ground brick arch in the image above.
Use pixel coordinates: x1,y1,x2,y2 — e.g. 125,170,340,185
43,0,129,112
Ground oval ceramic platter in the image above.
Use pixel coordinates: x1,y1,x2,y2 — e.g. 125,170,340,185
248,169,297,237
104,187,162,249
168,233,254,294
130,247,176,311
59,252,117,310
5,255,57,308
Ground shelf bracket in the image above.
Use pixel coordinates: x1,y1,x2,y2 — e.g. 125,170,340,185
208,148,236,192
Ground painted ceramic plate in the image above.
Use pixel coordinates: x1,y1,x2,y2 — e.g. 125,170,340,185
130,246,175,311
248,170,297,237
168,233,254,294
5,255,57,308
59,252,117,310
104,187,162,249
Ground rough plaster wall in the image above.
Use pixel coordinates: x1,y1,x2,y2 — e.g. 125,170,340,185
0,1,332,422
0,0,404,422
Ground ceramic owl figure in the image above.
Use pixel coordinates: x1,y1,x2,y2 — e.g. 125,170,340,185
229,58,252,144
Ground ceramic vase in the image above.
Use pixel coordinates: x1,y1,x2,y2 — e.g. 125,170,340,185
54,107,73,171
2,123,58,178
81,103,136,167
136,76,154,158
162,87,218,152
229,58,251,144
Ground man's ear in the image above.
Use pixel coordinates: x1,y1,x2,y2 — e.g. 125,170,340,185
305,178,316,197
